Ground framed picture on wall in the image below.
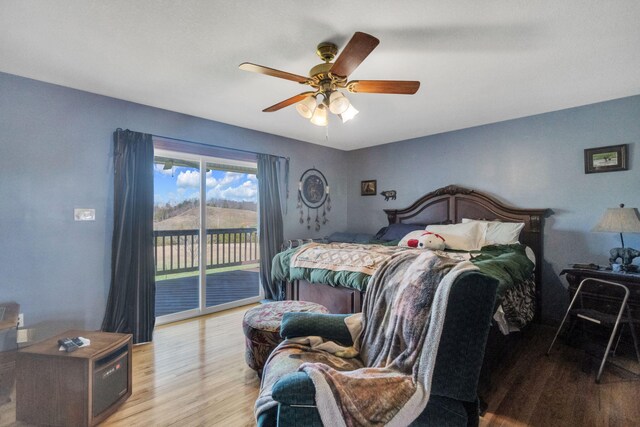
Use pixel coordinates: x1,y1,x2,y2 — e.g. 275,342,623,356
361,180,377,196
584,144,628,174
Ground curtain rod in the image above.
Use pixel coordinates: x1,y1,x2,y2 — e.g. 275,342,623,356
116,128,289,161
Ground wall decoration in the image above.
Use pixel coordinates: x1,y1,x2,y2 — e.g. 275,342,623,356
361,180,377,196
297,168,330,231
584,144,628,174
380,190,397,201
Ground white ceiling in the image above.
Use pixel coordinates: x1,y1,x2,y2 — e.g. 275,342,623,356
1,1,639,151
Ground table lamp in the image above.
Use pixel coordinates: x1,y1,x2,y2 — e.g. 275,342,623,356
592,204,640,271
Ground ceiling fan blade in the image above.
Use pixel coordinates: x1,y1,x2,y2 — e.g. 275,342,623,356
330,32,380,78
347,80,420,94
239,62,310,84
263,91,316,112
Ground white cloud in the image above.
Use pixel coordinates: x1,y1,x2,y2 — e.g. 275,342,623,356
206,177,257,202
218,172,244,186
178,170,225,188
205,171,218,187
176,170,201,188
159,170,257,205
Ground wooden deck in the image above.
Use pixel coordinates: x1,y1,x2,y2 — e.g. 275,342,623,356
155,269,260,316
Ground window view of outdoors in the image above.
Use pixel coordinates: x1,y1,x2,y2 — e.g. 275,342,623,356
153,156,260,318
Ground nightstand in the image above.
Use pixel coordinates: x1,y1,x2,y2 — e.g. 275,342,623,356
16,330,132,427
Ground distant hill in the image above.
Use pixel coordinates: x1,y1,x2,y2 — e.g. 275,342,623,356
154,206,257,230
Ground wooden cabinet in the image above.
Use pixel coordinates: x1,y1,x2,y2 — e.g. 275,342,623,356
16,330,132,427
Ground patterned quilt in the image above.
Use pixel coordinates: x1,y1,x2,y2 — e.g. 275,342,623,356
290,242,410,276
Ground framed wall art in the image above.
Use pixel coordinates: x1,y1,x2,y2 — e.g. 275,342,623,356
361,180,377,196
584,144,628,174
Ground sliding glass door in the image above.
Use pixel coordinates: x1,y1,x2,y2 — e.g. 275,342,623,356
153,149,262,324
204,162,260,309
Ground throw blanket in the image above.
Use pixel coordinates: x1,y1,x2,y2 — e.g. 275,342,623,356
291,242,408,276
302,251,477,426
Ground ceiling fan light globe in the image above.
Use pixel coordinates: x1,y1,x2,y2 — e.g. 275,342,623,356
339,104,359,123
329,91,350,115
295,96,317,119
310,104,328,126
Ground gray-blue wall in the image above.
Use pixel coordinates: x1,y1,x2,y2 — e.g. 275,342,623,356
0,72,348,337
2,70,639,333
347,95,640,321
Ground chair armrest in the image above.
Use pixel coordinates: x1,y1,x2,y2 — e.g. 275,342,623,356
272,372,316,406
280,312,353,345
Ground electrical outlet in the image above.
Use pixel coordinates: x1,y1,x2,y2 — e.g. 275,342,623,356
18,313,24,327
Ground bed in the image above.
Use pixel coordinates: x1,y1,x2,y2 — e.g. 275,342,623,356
279,185,547,317
274,184,548,393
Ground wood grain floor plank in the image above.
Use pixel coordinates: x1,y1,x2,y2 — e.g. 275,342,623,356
4,308,637,426
481,326,639,427
101,305,260,427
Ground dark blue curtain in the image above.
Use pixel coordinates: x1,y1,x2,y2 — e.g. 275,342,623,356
257,154,285,300
102,129,156,344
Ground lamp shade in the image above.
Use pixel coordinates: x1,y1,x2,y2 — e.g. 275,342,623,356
339,104,359,123
296,96,317,119
310,103,328,126
592,205,640,233
329,91,350,115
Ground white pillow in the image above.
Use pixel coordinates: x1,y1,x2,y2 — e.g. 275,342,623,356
398,230,427,247
461,218,525,245
425,222,487,251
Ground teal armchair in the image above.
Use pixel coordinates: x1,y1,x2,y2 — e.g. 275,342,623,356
257,271,498,427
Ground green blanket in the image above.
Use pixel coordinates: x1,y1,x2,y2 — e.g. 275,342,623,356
469,244,535,300
272,246,371,291
271,243,534,297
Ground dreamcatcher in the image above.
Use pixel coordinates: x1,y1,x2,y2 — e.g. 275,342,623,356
297,168,330,231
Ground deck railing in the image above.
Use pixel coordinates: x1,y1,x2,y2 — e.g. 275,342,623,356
154,228,259,275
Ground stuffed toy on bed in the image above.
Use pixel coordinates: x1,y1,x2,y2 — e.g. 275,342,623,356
407,232,446,250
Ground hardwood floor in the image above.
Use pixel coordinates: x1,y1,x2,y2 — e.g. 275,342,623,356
2,307,638,426
102,306,260,427
481,327,640,427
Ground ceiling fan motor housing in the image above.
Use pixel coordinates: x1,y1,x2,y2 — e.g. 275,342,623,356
316,42,338,62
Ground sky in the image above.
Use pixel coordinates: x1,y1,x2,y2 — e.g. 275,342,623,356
154,164,257,206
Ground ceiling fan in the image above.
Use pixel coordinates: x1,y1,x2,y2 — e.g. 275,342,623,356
239,32,420,126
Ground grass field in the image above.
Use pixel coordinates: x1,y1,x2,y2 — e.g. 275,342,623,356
154,206,256,230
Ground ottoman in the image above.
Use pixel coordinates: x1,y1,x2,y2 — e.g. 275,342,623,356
243,300,329,375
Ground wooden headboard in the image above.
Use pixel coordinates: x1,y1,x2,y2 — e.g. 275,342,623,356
384,185,548,318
